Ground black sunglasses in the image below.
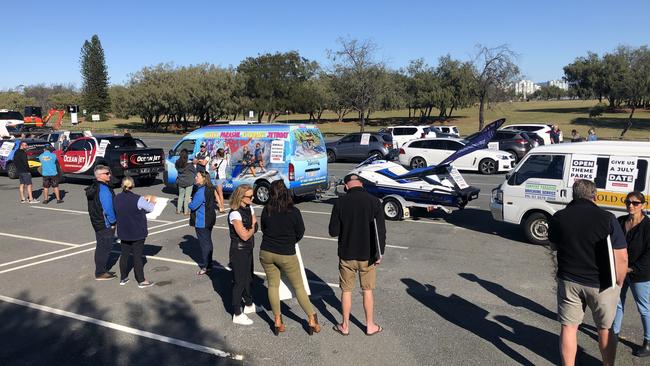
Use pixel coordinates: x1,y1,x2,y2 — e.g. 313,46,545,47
625,200,645,206
243,194,253,199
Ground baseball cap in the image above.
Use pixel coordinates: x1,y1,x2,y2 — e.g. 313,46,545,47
200,142,206,147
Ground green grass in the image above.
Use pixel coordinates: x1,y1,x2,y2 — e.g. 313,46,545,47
66,100,650,140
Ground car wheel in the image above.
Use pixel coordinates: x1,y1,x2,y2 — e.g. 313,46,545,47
523,212,550,245
253,181,271,204
7,162,17,179
410,157,427,169
327,149,336,163
506,150,518,163
138,176,157,186
478,158,497,175
382,197,403,221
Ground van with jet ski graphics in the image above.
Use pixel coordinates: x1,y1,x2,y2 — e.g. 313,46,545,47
164,124,329,204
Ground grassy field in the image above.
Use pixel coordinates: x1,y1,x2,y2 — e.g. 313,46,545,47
68,100,650,140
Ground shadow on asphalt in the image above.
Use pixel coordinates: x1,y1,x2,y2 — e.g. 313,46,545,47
401,278,601,366
0,289,238,365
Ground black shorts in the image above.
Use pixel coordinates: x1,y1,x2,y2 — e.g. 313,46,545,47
43,176,59,188
19,173,32,185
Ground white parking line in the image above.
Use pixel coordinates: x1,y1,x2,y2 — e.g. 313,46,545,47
0,232,80,247
30,206,172,223
0,221,190,273
0,295,243,360
111,251,341,288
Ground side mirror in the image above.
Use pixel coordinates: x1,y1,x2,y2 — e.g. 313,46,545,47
505,173,511,180
168,149,174,157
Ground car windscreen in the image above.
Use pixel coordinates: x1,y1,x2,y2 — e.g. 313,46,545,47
105,137,138,149
0,111,24,120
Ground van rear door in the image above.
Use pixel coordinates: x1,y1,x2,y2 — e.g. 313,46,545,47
289,126,328,193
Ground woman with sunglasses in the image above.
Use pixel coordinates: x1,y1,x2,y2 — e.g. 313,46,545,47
188,171,217,275
228,184,258,325
259,180,320,335
612,191,650,357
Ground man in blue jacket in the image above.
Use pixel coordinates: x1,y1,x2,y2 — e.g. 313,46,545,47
85,165,117,280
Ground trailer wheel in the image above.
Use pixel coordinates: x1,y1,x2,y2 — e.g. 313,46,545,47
382,197,403,221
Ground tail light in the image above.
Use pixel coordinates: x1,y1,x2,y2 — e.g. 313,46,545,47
383,143,392,148
399,148,405,154
120,153,129,168
288,163,295,181
515,139,527,144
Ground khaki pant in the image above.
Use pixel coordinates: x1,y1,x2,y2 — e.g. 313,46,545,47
259,250,314,317
339,259,376,292
557,278,621,328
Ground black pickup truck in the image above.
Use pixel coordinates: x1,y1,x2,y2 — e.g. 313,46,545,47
55,135,165,185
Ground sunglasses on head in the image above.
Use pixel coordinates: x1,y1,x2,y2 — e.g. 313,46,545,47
625,200,645,206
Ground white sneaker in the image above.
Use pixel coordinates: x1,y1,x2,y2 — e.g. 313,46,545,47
243,304,258,314
232,313,253,325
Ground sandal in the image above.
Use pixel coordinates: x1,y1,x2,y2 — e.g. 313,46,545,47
366,325,383,336
332,324,349,336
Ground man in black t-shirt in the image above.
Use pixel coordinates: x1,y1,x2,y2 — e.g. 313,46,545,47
549,179,628,366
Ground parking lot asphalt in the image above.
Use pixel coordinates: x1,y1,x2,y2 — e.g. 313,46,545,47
0,133,646,365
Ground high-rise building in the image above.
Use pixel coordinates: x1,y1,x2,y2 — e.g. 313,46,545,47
513,80,540,97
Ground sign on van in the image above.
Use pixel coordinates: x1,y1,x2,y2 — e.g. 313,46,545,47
569,154,598,186
270,140,285,163
605,156,637,192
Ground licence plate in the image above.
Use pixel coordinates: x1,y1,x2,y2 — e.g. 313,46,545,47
140,167,152,174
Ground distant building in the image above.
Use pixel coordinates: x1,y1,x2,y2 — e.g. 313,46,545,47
513,80,540,98
548,79,569,90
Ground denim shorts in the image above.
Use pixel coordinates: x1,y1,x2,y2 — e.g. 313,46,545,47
19,173,32,185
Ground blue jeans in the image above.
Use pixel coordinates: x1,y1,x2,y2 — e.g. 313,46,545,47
613,278,650,340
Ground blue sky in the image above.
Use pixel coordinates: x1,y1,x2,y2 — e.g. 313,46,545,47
2,0,649,90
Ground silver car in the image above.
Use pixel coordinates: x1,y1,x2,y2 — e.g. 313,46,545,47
326,132,396,162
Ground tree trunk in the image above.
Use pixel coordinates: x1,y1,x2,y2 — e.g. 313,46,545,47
620,106,636,137
478,96,486,130
359,109,365,132
448,106,455,119
258,111,264,123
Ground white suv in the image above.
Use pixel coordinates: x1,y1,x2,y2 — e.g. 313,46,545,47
431,125,460,137
500,124,563,145
383,126,435,148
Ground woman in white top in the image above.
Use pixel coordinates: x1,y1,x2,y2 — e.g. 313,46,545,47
211,148,229,213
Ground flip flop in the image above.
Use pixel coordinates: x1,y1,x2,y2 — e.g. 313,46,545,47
366,325,383,336
332,324,349,336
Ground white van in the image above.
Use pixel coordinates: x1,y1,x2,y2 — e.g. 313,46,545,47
490,141,650,244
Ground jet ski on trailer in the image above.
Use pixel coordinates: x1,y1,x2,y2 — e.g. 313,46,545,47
335,118,505,220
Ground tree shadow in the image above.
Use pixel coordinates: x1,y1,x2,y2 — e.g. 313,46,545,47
571,117,650,132
401,278,601,366
516,107,592,114
0,289,238,365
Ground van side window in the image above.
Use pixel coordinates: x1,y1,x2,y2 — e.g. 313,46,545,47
171,140,196,156
510,154,565,185
594,158,647,191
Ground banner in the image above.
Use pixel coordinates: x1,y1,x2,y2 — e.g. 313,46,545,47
569,154,598,186
605,156,637,192
439,118,505,166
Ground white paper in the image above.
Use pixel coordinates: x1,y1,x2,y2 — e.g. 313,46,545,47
96,140,110,158
360,133,371,146
448,166,469,189
91,114,100,121
146,197,169,220
487,142,499,150
278,244,311,300
270,140,285,163
605,156,637,192
569,154,598,186
0,142,15,157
